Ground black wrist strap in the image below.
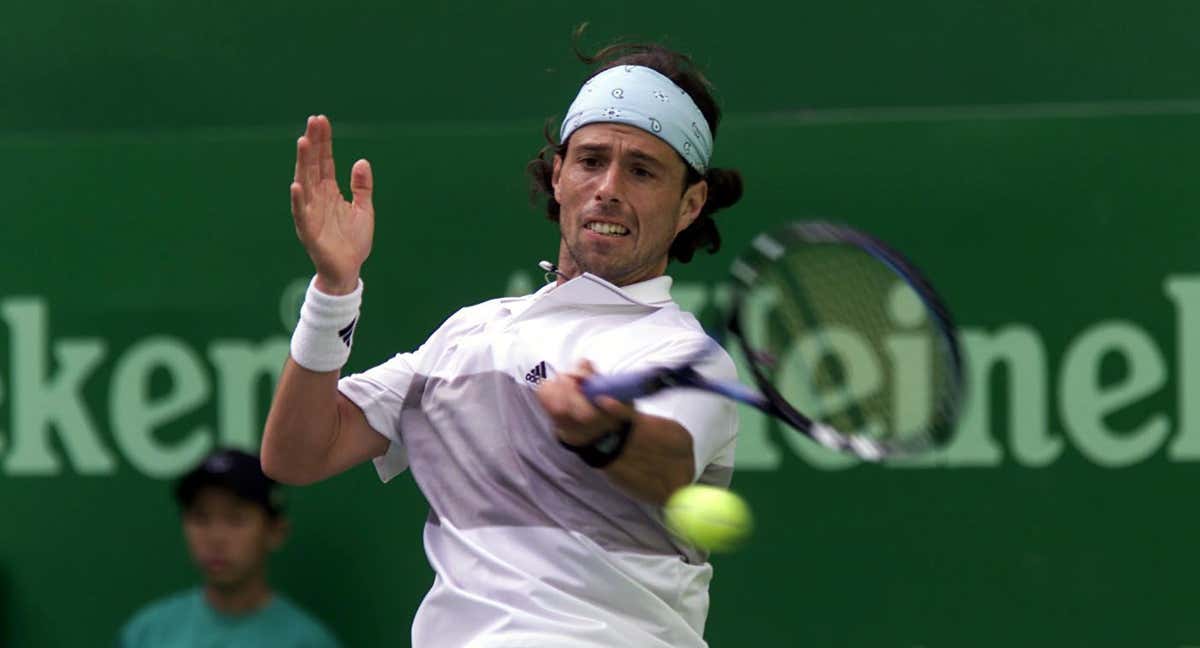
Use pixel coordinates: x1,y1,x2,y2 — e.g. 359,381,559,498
559,419,634,468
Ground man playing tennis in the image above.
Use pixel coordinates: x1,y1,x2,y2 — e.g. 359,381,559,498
262,41,743,647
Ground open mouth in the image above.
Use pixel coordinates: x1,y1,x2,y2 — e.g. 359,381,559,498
584,221,630,237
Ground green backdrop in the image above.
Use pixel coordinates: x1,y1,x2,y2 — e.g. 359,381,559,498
3,1,1199,646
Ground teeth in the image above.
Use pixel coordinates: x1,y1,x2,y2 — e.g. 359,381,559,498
586,222,629,236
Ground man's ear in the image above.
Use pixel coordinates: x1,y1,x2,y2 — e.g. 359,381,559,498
551,155,564,203
676,178,708,235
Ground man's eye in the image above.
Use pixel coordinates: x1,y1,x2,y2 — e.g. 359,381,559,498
633,167,653,178
580,157,600,168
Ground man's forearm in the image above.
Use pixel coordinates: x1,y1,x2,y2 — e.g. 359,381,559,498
601,413,695,505
261,358,342,484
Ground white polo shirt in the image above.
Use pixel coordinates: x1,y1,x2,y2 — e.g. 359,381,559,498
338,272,738,648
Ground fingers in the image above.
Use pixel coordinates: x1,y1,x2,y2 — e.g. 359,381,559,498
293,139,303,185
289,182,303,221
314,115,337,183
574,358,596,377
296,115,336,193
351,159,373,211
594,396,636,421
534,378,571,420
293,115,344,222
563,384,600,422
537,371,629,447
560,359,597,385
296,120,319,200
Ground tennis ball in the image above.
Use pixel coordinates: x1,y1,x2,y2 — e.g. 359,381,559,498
664,484,753,553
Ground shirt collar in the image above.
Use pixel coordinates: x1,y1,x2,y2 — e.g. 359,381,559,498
528,272,675,308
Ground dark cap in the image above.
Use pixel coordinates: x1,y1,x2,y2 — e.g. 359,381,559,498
175,448,283,516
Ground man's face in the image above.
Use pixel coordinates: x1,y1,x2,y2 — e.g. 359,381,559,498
181,488,285,591
552,123,708,286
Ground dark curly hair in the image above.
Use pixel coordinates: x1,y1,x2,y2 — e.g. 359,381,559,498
526,33,744,263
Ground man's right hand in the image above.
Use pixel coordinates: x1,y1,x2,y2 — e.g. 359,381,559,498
290,115,374,295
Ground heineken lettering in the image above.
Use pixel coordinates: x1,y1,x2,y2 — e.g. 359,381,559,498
2,274,1197,477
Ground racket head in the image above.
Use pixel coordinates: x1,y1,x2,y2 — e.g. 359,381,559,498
727,221,965,459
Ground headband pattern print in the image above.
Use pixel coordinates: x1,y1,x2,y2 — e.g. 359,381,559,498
560,65,713,173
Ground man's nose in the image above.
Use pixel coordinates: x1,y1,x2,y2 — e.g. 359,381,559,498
594,164,623,203
199,526,230,549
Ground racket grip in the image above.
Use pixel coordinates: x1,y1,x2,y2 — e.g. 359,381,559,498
581,371,663,403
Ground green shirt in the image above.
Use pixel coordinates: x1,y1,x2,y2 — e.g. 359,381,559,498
119,588,341,648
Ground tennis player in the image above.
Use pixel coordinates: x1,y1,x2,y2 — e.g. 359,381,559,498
262,41,744,647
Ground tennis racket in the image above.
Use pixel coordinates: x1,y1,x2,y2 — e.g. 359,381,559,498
582,221,965,460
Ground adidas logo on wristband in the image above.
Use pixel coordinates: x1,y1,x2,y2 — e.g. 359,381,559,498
338,318,357,347
290,276,363,372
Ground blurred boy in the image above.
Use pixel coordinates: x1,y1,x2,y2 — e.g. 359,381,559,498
118,449,340,647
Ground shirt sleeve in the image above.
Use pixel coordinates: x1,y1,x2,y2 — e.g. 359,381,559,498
301,617,343,648
615,338,740,482
338,304,495,482
338,347,426,482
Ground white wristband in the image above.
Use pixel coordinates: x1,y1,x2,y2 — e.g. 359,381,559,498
289,276,363,372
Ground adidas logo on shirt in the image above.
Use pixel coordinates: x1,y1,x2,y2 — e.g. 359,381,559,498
524,361,548,385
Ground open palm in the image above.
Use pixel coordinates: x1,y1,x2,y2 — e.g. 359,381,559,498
290,115,374,295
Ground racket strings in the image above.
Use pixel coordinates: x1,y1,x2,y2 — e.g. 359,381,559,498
744,242,958,449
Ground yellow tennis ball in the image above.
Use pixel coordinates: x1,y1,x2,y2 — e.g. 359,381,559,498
664,484,753,553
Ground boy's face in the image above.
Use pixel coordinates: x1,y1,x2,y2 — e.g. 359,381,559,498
181,487,286,590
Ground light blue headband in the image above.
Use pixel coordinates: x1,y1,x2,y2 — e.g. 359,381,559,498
559,65,713,173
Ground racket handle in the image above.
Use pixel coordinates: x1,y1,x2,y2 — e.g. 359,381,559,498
581,370,664,403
